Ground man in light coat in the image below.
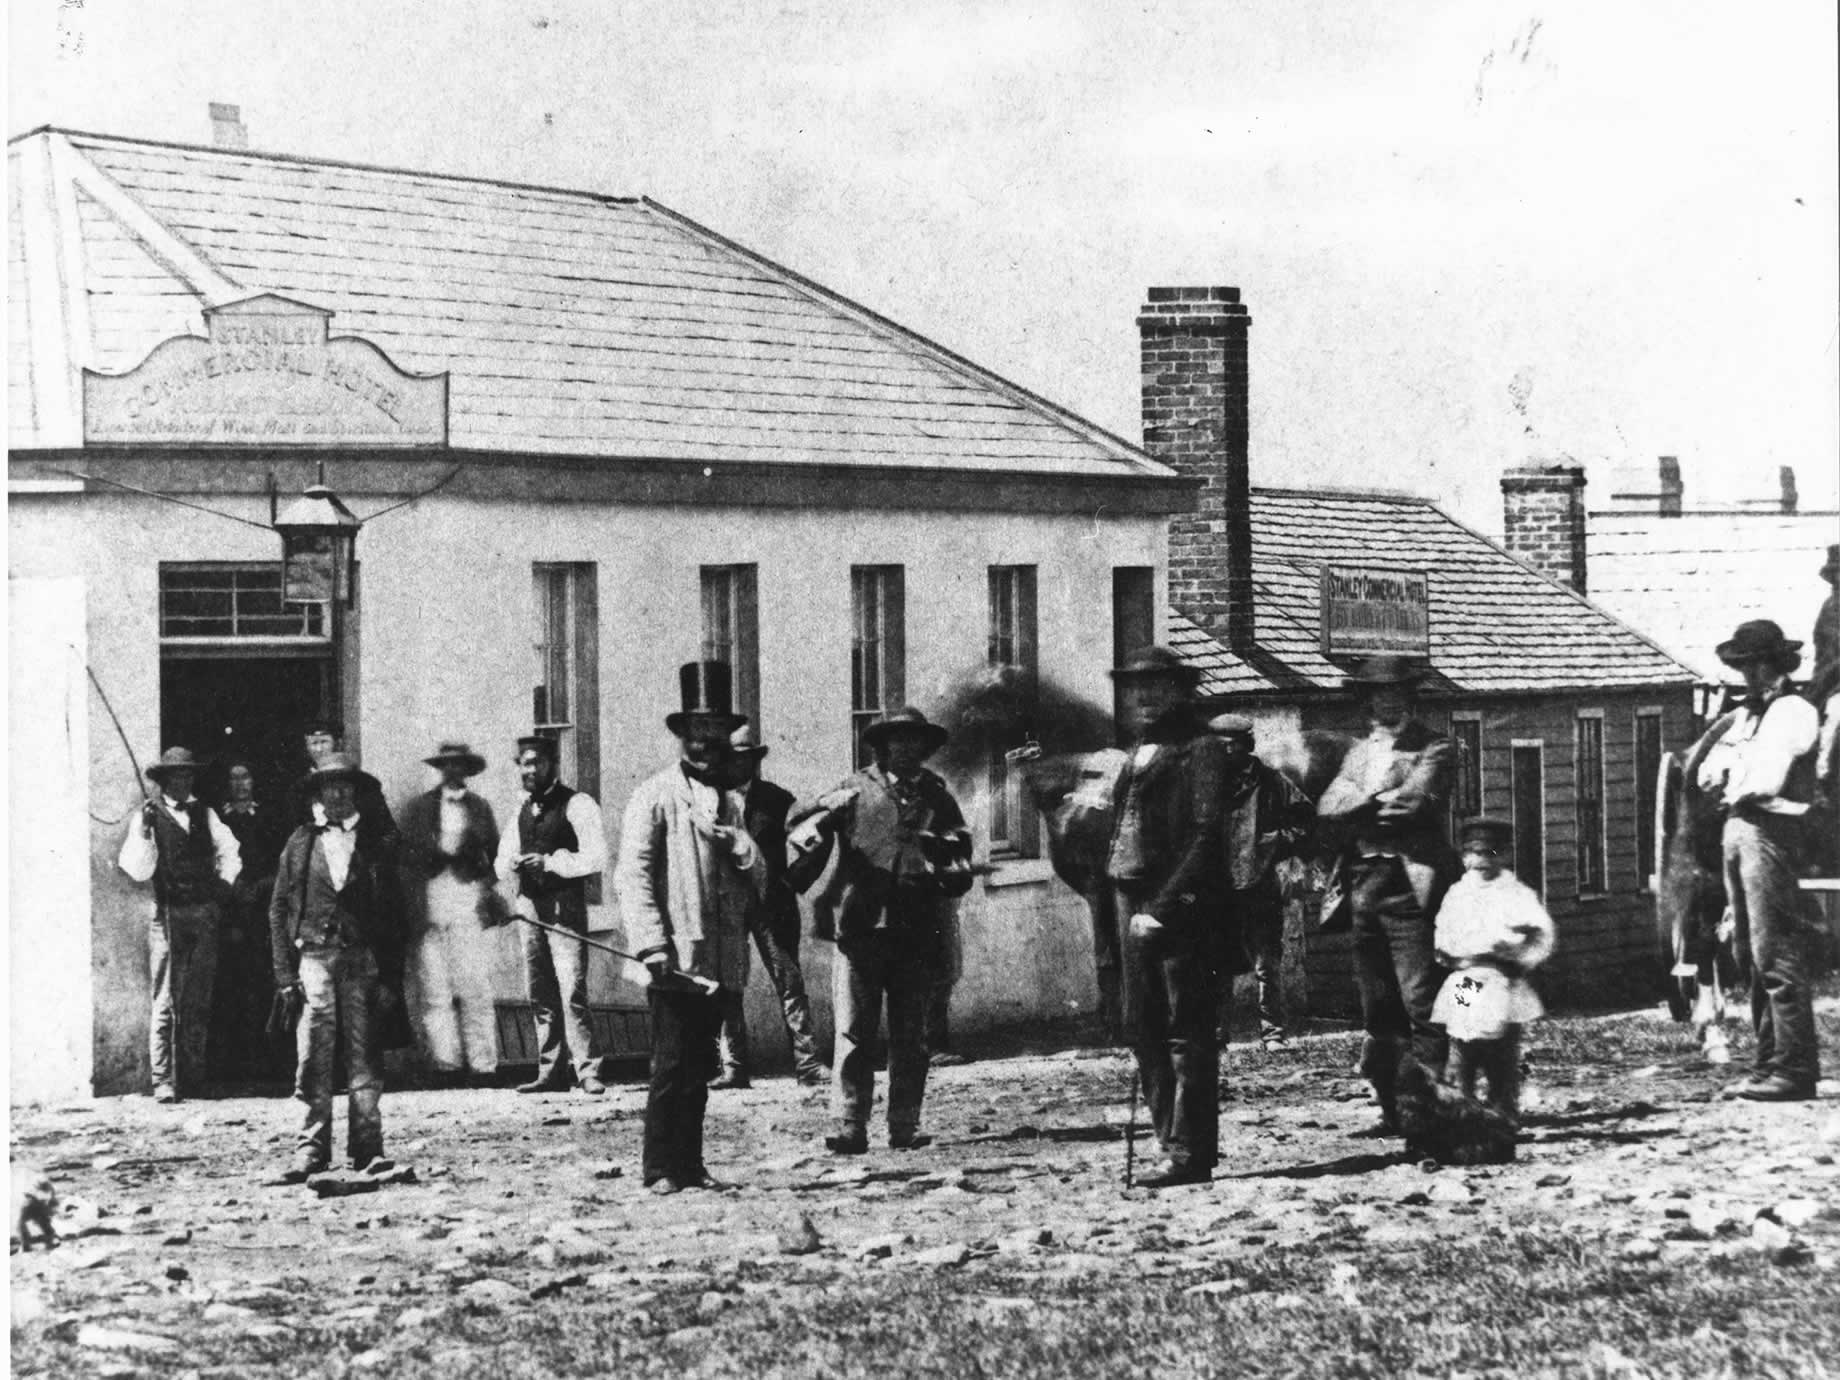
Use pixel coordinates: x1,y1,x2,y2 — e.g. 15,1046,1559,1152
615,662,765,1193
1316,655,1458,1134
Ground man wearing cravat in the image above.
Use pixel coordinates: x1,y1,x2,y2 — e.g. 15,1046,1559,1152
119,746,243,1104
496,732,609,1096
400,743,503,1085
1317,656,1458,1137
269,754,404,1180
1105,647,1231,1190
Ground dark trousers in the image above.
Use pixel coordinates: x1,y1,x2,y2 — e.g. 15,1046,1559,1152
716,905,822,1077
832,931,932,1138
643,986,723,1185
1349,857,1447,1118
1724,816,1821,1087
1449,1027,1522,1120
1119,893,1220,1173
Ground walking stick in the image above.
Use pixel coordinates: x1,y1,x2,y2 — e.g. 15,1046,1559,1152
1124,1063,1140,1190
506,909,720,997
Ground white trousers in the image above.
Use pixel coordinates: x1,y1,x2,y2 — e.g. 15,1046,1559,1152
409,874,500,1074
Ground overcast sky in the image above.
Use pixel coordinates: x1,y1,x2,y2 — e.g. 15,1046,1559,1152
10,0,1837,527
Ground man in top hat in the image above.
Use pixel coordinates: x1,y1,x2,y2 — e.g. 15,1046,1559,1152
709,723,827,1089
1207,713,1315,1052
799,705,972,1155
400,743,503,1084
615,662,765,1192
269,753,406,1179
119,747,244,1103
496,731,609,1095
1317,655,1459,1135
1690,619,1823,1100
1810,546,1840,875
1105,647,1233,1188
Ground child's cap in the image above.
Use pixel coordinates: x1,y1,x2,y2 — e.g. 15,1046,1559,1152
1459,816,1513,849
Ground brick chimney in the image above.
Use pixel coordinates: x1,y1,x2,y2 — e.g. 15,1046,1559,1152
1138,287,1253,650
209,103,248,150
1501,463,1588,593
1658,455,1683,516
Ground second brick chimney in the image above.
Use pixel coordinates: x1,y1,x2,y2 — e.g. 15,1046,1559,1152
1138,286,1254,650
1501,463,1588,593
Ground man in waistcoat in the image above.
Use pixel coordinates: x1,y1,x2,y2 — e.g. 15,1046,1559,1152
615,662,764,1193
269,754,405,1179
1691,620,1824,1101
710,722,827,1089
496,732,609,1096
119,746,243,1104
400,743,503,1085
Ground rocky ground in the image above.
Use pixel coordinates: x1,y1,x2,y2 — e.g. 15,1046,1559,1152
10,996,1840,1379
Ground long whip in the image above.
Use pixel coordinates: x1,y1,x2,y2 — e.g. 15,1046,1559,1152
1124,1064,1140,1190
506,908,720,997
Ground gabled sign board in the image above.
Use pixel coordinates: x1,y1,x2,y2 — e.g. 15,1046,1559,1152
1320,564,1431,657
83,295,448,447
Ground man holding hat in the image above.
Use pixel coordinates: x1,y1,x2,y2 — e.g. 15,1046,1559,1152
119,746,243,1103
1317,655,1458,1134
1104,647,1232,1188
269,753,405,1178
496,731,609,1095
1207,713,1315,1051
615,662,765,1192
400,743,503,1084
1691,619,1823,1100
801,705,973,1155
709,723,827,1089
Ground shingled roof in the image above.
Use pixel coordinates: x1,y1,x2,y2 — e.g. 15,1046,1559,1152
8,128,1166,480
1172,487,1693,697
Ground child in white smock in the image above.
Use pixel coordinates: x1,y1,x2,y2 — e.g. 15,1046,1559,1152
1432,816,1556,1124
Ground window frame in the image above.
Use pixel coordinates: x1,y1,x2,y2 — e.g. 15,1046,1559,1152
700,564,760,728
1634,706,1664,893
986,564,1041,860
850,565,905,770
1448,710,1483,825
159,561,330,646
1574,709,1607,896
1510,738,1546,901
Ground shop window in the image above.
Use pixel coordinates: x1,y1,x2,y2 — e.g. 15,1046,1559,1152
1575,711,1606,894
851,566,905,769
1449,712,1483,824
987,565,1040,859
1112,567,1155,742
1511,740,1545,899
700,564,759,728
1635,708,1664,892
160,563,328,641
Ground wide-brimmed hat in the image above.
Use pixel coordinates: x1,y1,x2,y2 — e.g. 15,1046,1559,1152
665,660,749,736
1459,816,1513,849
300,751,364,791
146,746,206,784
1109,645,1201,685
515,732,560,761
1715,619,1803,671
729,723,768,758
424,742,486,776
860,706,949,756
1343,655,1424,688
1821,543,1838,585
1208,712,1256,740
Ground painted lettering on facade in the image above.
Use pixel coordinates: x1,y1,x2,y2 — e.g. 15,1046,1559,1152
1320,564,1431,656
82,295,447,447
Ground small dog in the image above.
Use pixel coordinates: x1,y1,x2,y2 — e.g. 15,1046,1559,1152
1394,1054,1518,1166
11,1165,60,1251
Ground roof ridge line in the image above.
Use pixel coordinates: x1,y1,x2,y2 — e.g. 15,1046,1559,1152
8,125,646,208
1252,483,1430,503
637,196,1174,479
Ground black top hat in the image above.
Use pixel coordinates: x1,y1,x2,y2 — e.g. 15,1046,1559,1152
665,660,748,736
1343,655,1424,688
515,731,560,761
1822,543,1838,585
424,742,487,776
1109,645,1202,684
146,746,207,783
860,706,949,757
1715,619,1803,671
1459,816,1513,848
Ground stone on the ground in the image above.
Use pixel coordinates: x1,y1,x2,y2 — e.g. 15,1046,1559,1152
460,1278,524,1308
915,1241,971,1268
1772,1199,1824,1230
777,1214,823,1255
1620,1236,1662,1262
76,1324,180,1354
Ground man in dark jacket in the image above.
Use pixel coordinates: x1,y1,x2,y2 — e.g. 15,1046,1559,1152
803,707,973,1154
269,754,406,1180
1107,647,1232,1189
1316,656,1458,1133
711,723,827,1088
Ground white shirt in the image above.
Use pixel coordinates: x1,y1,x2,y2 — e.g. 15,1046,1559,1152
438,787,469,855
494,785,607,883
318,811,360,890
1698,686,1820,809
1360,724,1400,794
118,795,243,886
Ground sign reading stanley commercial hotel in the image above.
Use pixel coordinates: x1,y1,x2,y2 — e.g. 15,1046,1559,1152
83,294,448,446
1320,564,1431,657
